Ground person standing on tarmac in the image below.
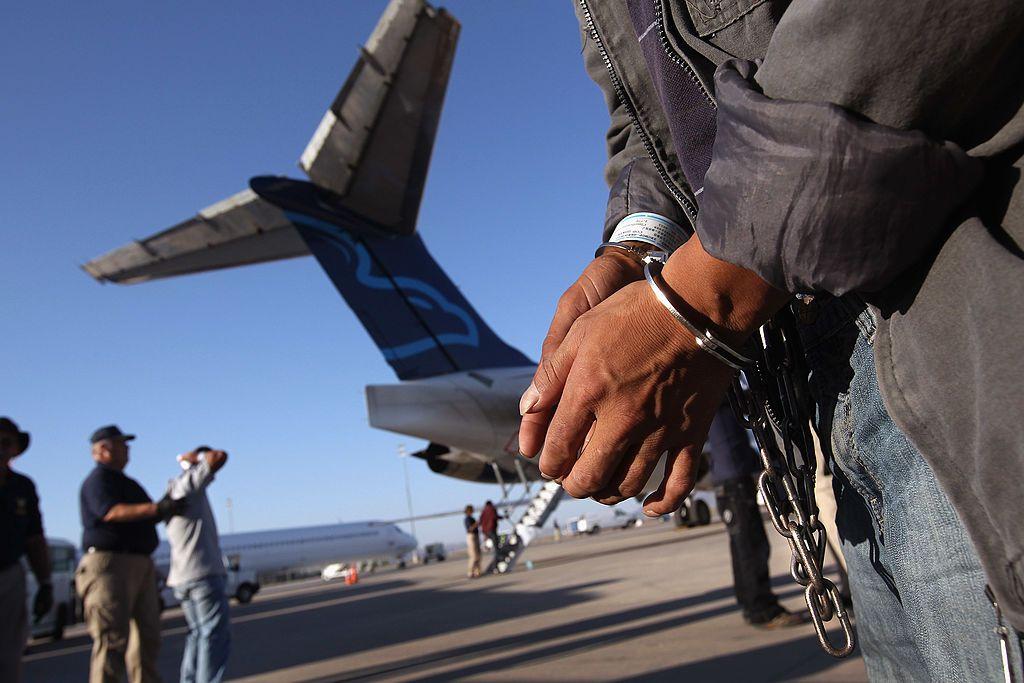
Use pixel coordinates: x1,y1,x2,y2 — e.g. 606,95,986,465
706,404,806,629
478,501,502,569
464,505,481,578
0,417,53,683
76,425,185,683
165,446,231,683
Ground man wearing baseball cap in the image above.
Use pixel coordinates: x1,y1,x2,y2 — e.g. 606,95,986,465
0,417,52,683
76,425,185,683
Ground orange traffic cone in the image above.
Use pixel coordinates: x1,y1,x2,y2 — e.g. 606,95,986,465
345,565,359,585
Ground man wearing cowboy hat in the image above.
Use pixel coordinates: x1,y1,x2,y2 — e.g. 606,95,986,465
0,417,52,683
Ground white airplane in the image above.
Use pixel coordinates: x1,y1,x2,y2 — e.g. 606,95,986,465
82,0,590,569
152,521,416,604
153,521,416,578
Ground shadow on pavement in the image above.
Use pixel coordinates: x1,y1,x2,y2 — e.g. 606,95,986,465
528,526,726,573
625,633,853,682
197,578,616,679
335,582,806,681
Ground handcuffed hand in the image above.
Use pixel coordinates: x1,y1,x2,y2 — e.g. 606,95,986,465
518,238,789,514
535,247,649,366
519,278,736,513
156,493,187,521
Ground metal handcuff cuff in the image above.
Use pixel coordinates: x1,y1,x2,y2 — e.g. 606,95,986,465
596,240,753,370
598,235,855,657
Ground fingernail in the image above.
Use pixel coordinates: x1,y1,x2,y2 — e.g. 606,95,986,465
642,508,660,518
519,384,541,416
540,471,553,480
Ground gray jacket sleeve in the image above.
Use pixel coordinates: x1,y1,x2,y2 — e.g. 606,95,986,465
695,0,1022,295
576,5,691,240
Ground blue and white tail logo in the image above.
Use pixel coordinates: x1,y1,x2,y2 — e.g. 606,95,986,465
288,211,532,381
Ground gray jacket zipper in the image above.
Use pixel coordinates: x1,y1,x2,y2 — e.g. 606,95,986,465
578,0,699,222
654,0,717,109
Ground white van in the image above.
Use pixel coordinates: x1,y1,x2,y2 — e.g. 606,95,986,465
158,564,261,610
25,538,78,641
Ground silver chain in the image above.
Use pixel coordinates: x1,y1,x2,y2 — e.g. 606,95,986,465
728,305,856,658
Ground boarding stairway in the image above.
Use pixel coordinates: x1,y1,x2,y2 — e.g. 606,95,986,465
488,479,565,574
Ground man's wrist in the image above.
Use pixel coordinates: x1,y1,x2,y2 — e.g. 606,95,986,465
661,237,790,346
596,240,658,267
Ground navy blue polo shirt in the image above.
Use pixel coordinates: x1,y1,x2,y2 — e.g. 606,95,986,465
0,470,44,569
79,464,158,555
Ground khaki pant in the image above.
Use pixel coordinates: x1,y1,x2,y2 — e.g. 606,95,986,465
466,533,481,578
0,562,28,683
75,551,162,683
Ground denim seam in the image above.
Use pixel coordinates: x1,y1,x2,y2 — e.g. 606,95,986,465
836,391,887,536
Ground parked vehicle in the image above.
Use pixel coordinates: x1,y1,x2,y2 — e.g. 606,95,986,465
673,491,717,528
422,543,446,563
321,563,348,582
25,538,78,641
159,563,261,610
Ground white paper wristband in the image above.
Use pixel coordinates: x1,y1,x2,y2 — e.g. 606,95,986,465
609,212,688,254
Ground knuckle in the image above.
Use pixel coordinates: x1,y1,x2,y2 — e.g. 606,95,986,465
574,382,604,408
616,408,651,430
571,469,606,495
541,437,570,462
536,357,561,391
556,287,577,309
538,453,568,480
619,480,643,499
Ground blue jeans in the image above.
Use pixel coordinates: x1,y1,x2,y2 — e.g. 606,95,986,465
801,296,1020,682
174,575,231,683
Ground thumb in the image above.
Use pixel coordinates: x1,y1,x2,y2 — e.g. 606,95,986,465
520,329,581,416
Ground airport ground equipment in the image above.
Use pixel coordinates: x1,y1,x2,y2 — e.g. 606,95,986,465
422,543,446,563
488,479,564,575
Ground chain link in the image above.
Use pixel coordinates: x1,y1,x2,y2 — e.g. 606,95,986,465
729,305,856,658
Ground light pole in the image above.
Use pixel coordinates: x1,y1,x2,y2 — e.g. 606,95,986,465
399,444,416,542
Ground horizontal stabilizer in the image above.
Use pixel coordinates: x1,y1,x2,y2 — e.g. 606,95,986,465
82,190,308,284
299,0,459,235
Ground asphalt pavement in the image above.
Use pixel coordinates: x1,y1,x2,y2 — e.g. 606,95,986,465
22,521,866,682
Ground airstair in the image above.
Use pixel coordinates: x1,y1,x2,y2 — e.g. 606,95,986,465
488,479,565,574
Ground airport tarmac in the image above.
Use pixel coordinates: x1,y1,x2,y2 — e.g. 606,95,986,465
23,521,866,682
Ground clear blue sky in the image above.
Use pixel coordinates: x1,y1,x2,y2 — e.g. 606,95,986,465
1,1,640,546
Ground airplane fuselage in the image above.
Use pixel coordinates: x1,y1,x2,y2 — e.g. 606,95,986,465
153,521,417,578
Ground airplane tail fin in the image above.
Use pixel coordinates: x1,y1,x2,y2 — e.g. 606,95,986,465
299,0,458,236
82,0,458,285
251,177,531,381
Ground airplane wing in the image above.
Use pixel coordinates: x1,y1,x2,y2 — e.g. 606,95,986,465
299,0,459,235
83,190,307,284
